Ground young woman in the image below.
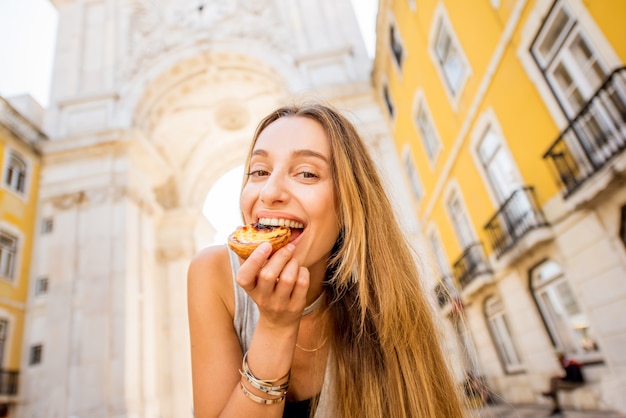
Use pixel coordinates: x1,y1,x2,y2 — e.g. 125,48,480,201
187,103,465,417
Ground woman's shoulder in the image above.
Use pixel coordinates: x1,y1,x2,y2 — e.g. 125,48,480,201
188,244,235,314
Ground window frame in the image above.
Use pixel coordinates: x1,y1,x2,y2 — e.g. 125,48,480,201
427,224,452,278
413,91,442,167
530,0,609,120
382,82,396,121
429,4,471,104
444,184,477,250
35,277,49,296
2,150,30,198
388,15,405,73
401,144,424,203
29,344,43,366
0,230,18,281
530,259,602,363
485,296,525,374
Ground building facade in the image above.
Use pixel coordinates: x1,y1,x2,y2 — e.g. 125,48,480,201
373,0,626,413
16,1,418,417
0,96,46,417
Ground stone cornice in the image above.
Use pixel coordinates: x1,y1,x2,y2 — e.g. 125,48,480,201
45,185,161,216
0,97,47,149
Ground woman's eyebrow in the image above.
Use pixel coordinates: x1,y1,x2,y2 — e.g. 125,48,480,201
251,149,329,164
251,149,268,157
292,149,329,163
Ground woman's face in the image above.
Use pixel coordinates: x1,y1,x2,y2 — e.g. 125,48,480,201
240,116,340,270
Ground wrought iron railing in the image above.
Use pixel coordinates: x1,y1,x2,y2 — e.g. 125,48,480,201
543,67,626,197
484,186,549,258
452,243,492,289
0,369,18,395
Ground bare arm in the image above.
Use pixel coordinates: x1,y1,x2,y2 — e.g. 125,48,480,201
187,243,309,418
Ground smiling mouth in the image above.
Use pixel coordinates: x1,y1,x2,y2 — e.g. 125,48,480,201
258,217,304,229
257,218,304,242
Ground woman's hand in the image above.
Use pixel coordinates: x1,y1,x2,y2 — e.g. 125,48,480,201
236,242,310,327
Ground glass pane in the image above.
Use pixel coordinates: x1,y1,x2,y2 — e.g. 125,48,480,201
478,130,499,163
435,26,451,62
417,107,438,159
540,290,578,352
443,50,464,93
570,34,605,90
537,8,571,61
553,63,586,112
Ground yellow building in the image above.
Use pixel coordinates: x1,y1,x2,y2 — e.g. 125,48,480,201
0,96,45,416
374,0,626,413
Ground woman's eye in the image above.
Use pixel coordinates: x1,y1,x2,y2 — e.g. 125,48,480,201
297,171,318,179
247,170,270,177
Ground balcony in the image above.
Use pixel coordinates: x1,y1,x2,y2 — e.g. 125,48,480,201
484,186,549,258
543,67,626,198
453,243,492,293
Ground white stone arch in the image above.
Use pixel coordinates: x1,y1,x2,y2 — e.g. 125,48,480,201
124,50,296,226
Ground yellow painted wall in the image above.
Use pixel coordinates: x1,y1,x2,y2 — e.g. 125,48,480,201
0,123,41,369
376,0,624,262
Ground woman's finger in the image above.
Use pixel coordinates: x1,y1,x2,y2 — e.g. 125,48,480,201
290,266,310,311
235,242,272,291
256,243,295,289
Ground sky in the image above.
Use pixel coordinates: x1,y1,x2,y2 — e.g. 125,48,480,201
0,0,377,244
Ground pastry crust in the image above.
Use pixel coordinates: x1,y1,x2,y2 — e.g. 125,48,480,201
227,223,291,259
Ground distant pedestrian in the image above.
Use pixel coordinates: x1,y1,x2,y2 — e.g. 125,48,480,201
542,351,584,416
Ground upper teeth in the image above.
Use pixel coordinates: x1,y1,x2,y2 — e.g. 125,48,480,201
259,218,304,229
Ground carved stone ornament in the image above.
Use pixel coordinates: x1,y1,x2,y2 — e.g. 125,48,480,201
47,186,157,215
122,0,291,80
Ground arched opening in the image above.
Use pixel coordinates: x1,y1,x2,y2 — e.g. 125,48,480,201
203,165,244,246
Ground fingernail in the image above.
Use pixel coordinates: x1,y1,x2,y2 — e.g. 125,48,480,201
286,243,295,251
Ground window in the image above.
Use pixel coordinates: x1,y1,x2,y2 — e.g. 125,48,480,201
531,1,607,118
446,189,475,249
29,344,43,365
477,127,523,203
389,22,404,69
41,218,54,234
432,10,469,96
402,145,424,202
383,84,395,119
0,231,17,279
428,227,451,278
4,153,27,195
35,277,49,296
485,296,524,373
531,260,600,361
414,94,442,163
0,320,7,366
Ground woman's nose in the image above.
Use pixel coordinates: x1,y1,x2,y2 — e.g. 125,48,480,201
259,172,287,205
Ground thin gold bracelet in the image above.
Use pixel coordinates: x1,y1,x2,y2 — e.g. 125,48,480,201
240,381,286,405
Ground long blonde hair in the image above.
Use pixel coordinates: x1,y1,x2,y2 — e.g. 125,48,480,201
246,103,465,417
